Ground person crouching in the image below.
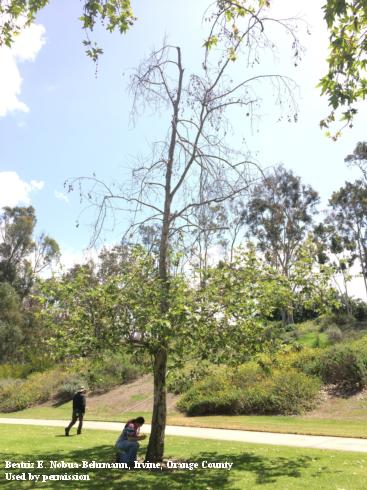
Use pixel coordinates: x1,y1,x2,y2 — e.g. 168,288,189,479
115,416,146,467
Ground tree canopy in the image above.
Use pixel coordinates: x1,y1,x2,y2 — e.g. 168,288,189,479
0,0,135,60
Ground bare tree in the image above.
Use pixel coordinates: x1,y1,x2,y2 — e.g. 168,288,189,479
67,7,299,461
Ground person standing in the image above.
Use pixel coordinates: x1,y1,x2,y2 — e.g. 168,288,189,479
115,417,146,466
65,386,87,436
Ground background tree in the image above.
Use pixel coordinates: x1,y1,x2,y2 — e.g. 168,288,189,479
0,282,23,362
345,141,367,181
0,206,60,298
314,221,356,316
244,166,319,324
329,180,367,295
0,206,59,363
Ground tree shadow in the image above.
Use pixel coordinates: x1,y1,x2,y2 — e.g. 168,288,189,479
1,445,332,489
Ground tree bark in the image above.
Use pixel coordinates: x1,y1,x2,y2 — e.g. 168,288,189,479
281,307,294,325
145,347,167,462
145,46,183,462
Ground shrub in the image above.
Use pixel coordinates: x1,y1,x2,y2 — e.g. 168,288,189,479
167,361,214,395
0,364,30,379
177,388,244,416
270,369,321,414
177,364,320,416
318,345,367,391
81,353,141,393
240,383,273,414
54,377,88,403
351,299,367,321
287,348,323,378
231,362,267,388
0,368,69,412
325,325,343,343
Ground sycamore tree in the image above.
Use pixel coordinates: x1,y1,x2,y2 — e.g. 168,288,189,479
3,0,366,136
63,4,301,459
205,1,367,137
0,0,135,61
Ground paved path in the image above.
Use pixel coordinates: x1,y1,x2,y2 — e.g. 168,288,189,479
1,418,367,453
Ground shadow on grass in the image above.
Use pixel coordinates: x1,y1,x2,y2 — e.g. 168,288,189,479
0,446,324,489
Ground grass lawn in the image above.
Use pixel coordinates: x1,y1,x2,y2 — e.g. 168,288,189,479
2,404,367,439
1,424,367,489
298,331,328,348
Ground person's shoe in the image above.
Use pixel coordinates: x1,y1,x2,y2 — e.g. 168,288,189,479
77,430,82,435
65,428,69,436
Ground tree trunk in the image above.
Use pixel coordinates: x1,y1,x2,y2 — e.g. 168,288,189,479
281,307,294,325
145,46,183,463
145,347,167,462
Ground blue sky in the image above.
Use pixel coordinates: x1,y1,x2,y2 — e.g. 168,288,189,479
0,0,366,295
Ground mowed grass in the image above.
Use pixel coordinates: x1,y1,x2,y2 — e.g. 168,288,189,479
1,424,367,489
2,404,367,439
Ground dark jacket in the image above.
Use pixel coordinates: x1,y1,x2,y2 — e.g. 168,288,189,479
72,392,86,413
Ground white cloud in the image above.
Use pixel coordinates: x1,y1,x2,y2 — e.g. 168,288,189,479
0,171,44,208
54,190,69,203
0,22,45,117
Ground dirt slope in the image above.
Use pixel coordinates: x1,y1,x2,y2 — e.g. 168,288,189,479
86,375,179,416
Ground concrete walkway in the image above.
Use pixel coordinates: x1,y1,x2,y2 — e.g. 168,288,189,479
1,418,367,453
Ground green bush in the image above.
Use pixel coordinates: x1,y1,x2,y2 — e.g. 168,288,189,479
352,299,367,321
270,370,321,414
167,361,214,395
55,377,88,403
177,365,320,416
0,368,70,412
177,388,244,416
318,345,367,391
286,347,323,377
0,364,31,379
325,325,343,343
80,353,141,393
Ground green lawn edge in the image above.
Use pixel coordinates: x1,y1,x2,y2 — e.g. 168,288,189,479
1,405,367,439
1,424,367,489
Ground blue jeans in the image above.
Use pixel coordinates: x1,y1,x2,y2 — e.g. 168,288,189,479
116,440,139,464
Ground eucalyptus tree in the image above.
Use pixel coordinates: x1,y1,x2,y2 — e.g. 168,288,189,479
244,166,319,323
329,180,367,296
0,206,60,298
345,141,367,181
314,222,356,315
